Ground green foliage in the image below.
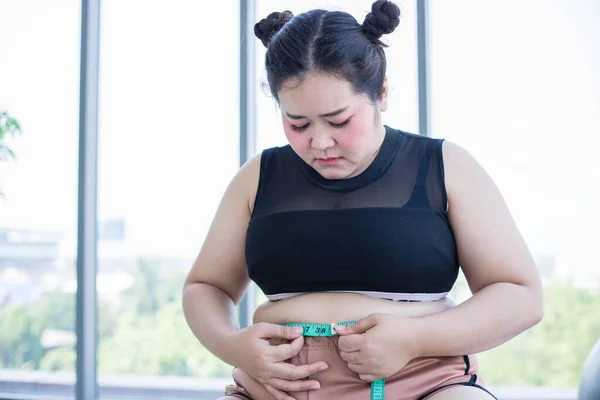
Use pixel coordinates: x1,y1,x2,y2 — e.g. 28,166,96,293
0,291,77,370
478,283,600,386
30,291,75,332
0,110,21,162
40,347,76,372
126,257,160,315
97,302,230,377
0,303,44,369
1,263,598,386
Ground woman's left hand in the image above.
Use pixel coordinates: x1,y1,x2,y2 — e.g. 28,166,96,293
335,313,421,382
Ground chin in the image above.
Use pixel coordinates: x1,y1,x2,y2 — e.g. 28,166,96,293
317,168,351,180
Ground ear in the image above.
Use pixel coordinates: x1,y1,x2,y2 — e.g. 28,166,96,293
377,78,389,112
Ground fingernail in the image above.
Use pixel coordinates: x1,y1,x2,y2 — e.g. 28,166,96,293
334,324,345,331
293,327,303,334
309,384,320,390
318,365,328,372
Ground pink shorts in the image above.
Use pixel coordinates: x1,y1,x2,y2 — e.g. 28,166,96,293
224,336,496,400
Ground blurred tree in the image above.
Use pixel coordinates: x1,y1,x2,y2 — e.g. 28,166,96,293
0,303,44,369
120,257,188,315
30,291,75,332
1,269,598,385
40,347,76,372
127,257,160,315
0,292,75,370
98,299,119,340
97,302,230,377
478,282,600,386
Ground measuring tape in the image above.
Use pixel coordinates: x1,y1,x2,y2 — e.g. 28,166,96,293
282,321,385,400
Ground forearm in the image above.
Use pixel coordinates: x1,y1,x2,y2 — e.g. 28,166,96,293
182,282,241,366
414,282,543,357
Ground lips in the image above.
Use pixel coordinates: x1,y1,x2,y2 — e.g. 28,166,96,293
316,157,341,165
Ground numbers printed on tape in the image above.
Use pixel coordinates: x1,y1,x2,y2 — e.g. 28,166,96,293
283,322,385,399
371,379,385,400
284,321,357,336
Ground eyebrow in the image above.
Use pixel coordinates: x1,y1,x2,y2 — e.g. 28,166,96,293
285,106,349,120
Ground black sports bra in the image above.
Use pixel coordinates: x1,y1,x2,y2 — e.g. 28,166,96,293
245,126,459,302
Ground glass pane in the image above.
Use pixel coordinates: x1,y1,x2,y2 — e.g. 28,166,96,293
96,0,239,393
430,0,600,388
0,0,80,397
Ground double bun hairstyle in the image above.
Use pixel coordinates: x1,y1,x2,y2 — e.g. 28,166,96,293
254,0,401,104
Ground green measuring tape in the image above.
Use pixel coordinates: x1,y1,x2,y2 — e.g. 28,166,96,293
282,321,385,400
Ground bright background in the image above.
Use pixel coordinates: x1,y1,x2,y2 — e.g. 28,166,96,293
1,0,598,396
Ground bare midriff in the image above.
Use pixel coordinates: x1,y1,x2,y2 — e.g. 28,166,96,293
252,292,455,325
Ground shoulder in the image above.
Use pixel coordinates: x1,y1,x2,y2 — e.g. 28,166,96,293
440,139,496,210
440,140,481,181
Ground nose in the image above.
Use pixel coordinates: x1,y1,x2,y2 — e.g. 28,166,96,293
311,129,335,151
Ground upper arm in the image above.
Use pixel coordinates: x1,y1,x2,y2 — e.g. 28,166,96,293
184,153,262,305
442,140,542,294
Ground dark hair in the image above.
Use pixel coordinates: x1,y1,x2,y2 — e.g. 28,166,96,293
254,0,401,104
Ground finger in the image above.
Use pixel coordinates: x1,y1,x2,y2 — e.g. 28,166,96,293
337,333,364,352
339,350,361,364
347,362,370,374
269,334,304,361
359,374,380,383
335,314,379,335
271,361,329,381
268,377,322,392
264,383,296,400
258,323,304,340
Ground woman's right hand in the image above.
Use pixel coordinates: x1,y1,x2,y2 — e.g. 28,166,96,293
226,322,328,400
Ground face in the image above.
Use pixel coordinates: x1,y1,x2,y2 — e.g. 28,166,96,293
278,73,388,180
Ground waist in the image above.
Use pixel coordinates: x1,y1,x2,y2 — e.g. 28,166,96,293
252,292,455,325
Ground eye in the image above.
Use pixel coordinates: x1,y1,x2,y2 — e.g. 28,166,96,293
329,118,351,129
290,123,310,132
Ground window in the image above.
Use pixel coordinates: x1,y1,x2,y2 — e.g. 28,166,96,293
429,0,600,389
3,0,596,398
0,0,81,397
95,0,240,394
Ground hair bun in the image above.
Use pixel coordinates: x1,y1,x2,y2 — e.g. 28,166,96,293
362,0,401,39
254,11,294,47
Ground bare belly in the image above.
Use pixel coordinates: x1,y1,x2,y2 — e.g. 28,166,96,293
252,292,455,325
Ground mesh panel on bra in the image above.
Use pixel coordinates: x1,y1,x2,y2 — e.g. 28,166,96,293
251,126,448,219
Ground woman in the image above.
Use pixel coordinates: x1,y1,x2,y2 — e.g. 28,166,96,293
182,1,543,399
